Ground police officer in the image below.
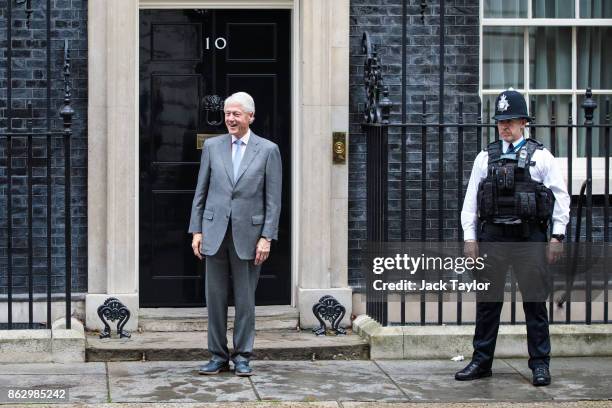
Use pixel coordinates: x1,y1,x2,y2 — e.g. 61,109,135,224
456,89,570,386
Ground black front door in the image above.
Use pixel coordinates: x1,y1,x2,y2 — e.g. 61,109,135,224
139,9,291,307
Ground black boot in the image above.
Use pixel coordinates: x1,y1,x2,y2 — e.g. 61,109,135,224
532,366,551,386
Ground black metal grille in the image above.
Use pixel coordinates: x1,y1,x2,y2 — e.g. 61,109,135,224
363,99,611,326
361,30,611,327
1,0,74,330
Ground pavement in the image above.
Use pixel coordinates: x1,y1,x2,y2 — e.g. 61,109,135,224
1,357,612,407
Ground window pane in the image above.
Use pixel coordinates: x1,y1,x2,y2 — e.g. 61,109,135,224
577,94,611,158
484,0,527,18
531,95,572,157
533,0,575,18
580,0,612,18
483,27,524,89
529,27,572,89
578,27,612,89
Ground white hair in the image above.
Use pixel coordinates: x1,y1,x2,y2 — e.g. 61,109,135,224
224,92,255,113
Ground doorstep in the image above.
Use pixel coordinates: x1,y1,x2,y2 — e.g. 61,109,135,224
138,305,299,332
85,329,369,362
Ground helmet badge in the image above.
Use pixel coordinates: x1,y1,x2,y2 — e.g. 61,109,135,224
498,94,510,112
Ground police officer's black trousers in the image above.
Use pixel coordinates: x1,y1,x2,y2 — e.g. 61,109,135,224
472,223,551,370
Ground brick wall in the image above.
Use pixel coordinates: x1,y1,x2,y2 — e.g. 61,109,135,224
349,0,481,287
0,0,88,295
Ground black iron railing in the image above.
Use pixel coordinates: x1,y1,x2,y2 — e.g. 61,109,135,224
361,33,611,327
1,1,74,330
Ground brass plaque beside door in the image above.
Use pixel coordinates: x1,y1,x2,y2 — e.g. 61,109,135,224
197,133,224,150
332,132,346,164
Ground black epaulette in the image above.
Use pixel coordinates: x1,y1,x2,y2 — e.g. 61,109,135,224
485,140,503,162
523,138,544,166
524,137,545,151
483,139,502,156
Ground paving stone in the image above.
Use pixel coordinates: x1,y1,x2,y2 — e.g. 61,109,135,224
2,358,612,406
7,403,340,408
503,357,612,401
249,360,407,402
344,403,612,408
107,361,257,403
0,373,107,404
0,362,105,375
375,359,552,402
7,402,612,408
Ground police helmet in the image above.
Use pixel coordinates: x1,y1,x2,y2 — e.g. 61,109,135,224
492,88,531,122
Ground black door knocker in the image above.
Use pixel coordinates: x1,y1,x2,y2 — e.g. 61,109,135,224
202,95,225,126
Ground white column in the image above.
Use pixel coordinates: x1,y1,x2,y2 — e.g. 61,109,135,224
86,0,108,295
297,0,351,328
85,0,139,331
105,0,138,295
329,0,350,289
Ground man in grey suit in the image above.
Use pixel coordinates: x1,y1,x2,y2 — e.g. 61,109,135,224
188,92,282,376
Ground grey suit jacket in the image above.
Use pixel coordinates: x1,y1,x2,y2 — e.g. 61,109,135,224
188,132,282,260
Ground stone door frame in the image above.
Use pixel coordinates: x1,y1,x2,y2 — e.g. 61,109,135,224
85,0,351,331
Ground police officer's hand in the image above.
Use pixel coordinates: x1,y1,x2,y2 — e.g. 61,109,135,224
192,233,203,260
547,238,563,264
464,239,479,261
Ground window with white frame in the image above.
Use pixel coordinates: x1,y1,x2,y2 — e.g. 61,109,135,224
480,0,612,194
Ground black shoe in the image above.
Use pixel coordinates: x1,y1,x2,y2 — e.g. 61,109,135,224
455,361,493,381
198,360,230,375
234,361,253,377
532,366,551,386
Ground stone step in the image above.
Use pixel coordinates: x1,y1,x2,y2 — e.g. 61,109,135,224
138,305,299,332
85,330,369,362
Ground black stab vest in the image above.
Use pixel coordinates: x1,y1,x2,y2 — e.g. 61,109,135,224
476,138,555,224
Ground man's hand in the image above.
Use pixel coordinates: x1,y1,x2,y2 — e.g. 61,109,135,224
547,237,563,264
464,239,479,260
255,237,271,266
192,233,203,260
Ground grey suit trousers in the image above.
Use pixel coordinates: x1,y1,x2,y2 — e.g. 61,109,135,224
205,225,261,363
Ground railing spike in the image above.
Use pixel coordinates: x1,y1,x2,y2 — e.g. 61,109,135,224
362,32,392,125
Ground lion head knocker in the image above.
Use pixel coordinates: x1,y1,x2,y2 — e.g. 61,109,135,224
202,95,225,126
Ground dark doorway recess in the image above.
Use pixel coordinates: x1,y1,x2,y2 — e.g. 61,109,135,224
139,9,291,307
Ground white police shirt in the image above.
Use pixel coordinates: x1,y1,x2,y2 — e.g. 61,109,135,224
461,136,571,241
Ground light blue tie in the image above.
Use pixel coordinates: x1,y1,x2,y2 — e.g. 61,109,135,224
233,139,244,181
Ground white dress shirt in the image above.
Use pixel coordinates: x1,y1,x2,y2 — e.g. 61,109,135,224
232,129,250,160
461,136,571,241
